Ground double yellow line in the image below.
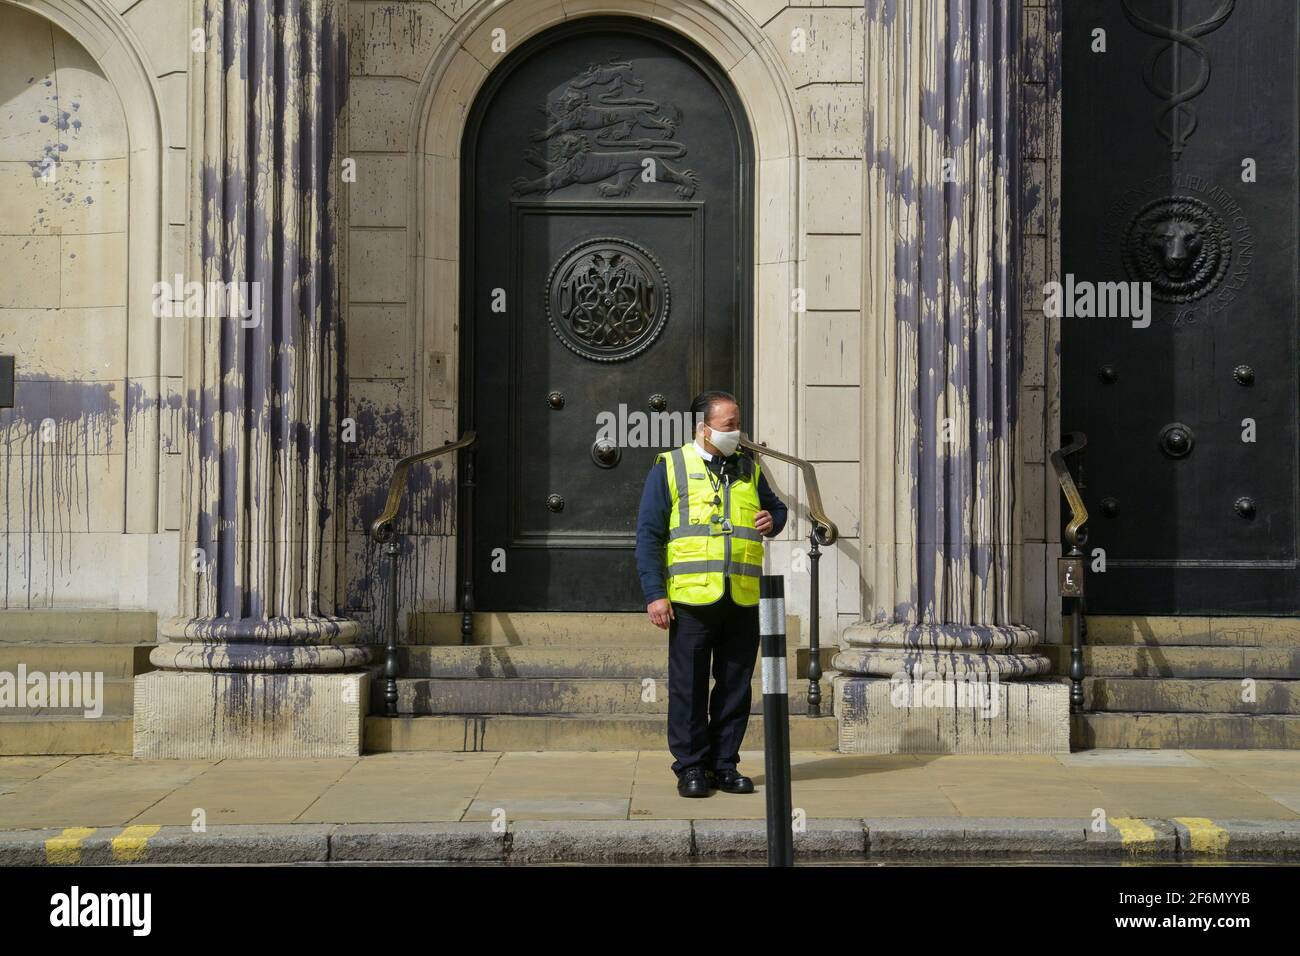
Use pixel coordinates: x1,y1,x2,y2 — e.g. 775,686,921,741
1109,816,1230,855
43,824,161,864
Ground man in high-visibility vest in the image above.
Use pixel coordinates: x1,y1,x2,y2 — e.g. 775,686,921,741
635,390,788,797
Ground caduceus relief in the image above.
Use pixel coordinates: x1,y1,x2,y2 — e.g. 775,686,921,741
1120,0,1235,159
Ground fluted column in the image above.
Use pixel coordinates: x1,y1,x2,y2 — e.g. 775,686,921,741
135,0,368,758
835,0,1061,751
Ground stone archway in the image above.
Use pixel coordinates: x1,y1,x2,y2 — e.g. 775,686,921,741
404,0,804,599
0,0,166,610
5,0,166,537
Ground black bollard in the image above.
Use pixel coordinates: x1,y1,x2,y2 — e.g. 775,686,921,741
760,575,794,867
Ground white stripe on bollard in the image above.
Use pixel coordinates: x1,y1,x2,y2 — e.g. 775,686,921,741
760,590,787,694
761,656,788,695
759,596,784,638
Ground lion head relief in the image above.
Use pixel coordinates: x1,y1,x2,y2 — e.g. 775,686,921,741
1147,218,1205,278
1123,196,1231,302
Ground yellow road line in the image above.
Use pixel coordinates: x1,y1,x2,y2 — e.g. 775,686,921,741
1110,816,1158,851
1174,817,1229,855
45,827,96,865
111,824,161,863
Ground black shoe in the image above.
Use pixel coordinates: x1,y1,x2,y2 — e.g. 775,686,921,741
711,769,755,794
677,767,714,798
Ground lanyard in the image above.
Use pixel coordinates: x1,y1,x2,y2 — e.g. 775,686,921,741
704,458,732,534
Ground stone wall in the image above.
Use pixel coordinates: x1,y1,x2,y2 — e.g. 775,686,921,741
1019,0,1063,643
0,0,1064,651
340,0,869,645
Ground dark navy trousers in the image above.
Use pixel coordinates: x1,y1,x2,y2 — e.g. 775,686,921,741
666,587,760,776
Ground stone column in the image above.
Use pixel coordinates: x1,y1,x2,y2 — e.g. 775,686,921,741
834,0,1066,753
134,0,370,758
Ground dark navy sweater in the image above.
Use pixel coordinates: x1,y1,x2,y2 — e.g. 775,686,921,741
634,447,789,605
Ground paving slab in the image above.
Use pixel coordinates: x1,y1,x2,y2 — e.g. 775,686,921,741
937,781,1109,819
140,759,359,825
1088,779,1297,820
465,796,631,821
297,751,496,823
1055,748,1208,768
0,756,215,829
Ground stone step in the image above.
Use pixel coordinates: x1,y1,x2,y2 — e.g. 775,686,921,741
0,715,133,755
374,675,837,716
1079,615,1300,648
0,677,135,716
0,644,154,679
365,713,839,752
1072,712,1300,749
391,643,832,679
0,610,157,645
1084,677,1300,714
1044,644,1300,679
407,610,805,646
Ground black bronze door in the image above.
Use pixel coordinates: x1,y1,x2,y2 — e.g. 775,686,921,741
1062,1,1299,613
462,19,752,611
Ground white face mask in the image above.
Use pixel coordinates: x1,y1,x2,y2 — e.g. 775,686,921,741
704,426,741,457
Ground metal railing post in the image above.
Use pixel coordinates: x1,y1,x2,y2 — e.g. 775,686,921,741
370,432,478,716
383,538,400,717
806,531,822,717
1068,562,1086,714
1049,432,1089,715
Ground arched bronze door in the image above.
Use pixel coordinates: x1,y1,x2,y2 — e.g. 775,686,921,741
461,18,753,611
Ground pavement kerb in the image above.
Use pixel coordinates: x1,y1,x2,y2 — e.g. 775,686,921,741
1,818,1299,865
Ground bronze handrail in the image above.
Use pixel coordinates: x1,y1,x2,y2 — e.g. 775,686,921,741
369,431,477,716
738,435,838,546
1048,431,1088,548
1049,431,1088,716
738,433,839,717
370,431,477,543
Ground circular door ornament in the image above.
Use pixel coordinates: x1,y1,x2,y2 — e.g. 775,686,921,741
1122,195,1231,303
545,238,670,362
1158,422,1196,459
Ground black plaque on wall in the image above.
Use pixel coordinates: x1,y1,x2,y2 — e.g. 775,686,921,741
0,355,13,409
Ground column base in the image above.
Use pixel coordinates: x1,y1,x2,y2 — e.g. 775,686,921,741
833,675,1070,754
133,670,368,759
835,621,1052,678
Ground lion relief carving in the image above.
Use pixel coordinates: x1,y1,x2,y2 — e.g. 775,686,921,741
511,57,700,200
1122,196,1231,302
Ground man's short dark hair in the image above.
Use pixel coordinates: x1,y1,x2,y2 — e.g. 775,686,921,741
690,390,738,426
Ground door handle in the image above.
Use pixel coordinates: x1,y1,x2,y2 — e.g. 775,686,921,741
591,438,621,468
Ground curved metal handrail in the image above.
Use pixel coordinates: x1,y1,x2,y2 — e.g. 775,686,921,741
370,432,477,543
738,435,838,546
1048,431,1088,549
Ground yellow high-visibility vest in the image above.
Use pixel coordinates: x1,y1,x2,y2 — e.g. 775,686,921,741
658,442,765,606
